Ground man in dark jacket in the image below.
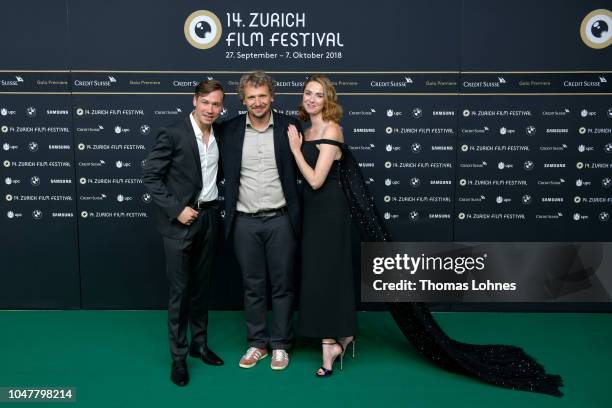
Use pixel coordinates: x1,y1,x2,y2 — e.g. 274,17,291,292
218,71,301,371
142,80,225,386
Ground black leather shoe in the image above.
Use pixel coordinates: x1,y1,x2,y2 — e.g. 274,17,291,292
171,360,189,386
190,345,224,366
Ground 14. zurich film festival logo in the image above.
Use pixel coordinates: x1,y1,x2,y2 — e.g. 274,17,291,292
581,9,612,49
184,10,222,49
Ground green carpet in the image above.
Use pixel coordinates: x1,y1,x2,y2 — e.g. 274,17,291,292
0,311,609,407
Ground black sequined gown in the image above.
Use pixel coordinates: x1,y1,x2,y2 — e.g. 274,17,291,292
299,140,357,338
314,139,564,397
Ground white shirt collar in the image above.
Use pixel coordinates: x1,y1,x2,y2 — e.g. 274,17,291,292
190,111,215,140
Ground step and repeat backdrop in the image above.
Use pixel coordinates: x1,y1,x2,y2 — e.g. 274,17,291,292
1,0,611,309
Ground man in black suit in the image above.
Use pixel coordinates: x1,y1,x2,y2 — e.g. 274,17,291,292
142,80,224,386
218,71,301,371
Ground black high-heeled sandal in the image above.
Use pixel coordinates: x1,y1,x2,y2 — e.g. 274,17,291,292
315,341,344,377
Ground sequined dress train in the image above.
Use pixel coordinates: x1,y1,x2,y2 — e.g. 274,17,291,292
323,138,564,397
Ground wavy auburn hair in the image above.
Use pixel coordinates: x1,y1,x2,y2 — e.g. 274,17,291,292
298,74,343,122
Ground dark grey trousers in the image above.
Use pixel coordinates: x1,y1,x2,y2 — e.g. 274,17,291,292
233,213,296,350
163,206,219,361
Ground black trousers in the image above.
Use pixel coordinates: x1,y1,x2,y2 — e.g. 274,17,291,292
233,213,296,350
162,206,219,361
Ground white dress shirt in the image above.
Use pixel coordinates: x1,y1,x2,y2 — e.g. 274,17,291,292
189,112,219,203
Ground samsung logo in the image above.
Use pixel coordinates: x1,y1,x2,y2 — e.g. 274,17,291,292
428,214,451,219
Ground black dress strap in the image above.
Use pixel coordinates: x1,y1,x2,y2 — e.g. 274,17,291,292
311,138,344,148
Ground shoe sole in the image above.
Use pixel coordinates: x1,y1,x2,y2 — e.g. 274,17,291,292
271,363,288,371
239,353,268,368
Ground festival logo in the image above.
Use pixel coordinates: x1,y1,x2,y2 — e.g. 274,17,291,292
184,10,223,50
580,9,612,49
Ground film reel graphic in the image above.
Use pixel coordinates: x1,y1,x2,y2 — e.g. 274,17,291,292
184,10,222,50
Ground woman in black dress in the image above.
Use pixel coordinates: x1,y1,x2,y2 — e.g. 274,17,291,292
288,75,563,395
287,74,355,377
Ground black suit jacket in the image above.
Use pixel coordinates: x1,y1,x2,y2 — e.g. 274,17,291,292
218,111,302,239
142,117,222,239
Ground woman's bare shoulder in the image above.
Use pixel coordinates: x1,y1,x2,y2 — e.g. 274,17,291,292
322,122,343,142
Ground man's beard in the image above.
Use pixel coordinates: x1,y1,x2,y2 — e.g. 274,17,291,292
249,107,269,119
